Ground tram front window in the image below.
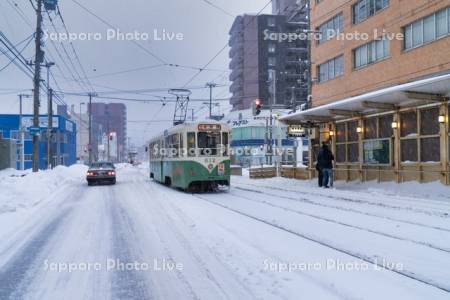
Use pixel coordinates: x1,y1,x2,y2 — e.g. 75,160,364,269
198,132,221,156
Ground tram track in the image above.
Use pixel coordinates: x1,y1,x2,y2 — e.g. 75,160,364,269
234,182,450,218
191,193,450,294
232,185,450,233
224,191,450,253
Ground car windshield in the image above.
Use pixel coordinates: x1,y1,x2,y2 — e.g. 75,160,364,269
90,162,114,169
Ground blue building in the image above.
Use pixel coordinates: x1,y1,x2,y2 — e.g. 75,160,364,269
0,114,77,170
224,109,308,167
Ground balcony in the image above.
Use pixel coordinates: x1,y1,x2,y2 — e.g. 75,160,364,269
228,33,244,47
229,46,244,59
230,81,243,93
229,55,243,69
229,68,243,82
286,47,308,54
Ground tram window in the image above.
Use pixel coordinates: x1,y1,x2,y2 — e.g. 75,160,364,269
222,132,229,156
187,132,196,157
170,134,180,157
198,132,221,156
179,134,184,157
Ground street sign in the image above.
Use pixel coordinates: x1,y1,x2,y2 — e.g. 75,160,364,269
28,126,41,136
288,125,306,137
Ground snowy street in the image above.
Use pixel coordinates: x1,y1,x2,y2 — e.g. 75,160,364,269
0,165,450,300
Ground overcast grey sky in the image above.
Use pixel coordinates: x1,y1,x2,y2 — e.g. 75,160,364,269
0,0,271,145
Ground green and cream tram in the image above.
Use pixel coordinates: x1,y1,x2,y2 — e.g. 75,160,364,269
149,122,231,191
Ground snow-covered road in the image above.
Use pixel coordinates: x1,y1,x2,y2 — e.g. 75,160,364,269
0,165,449,300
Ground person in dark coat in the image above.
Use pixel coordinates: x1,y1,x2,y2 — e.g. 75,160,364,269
316,142,334,188
315,160,324,187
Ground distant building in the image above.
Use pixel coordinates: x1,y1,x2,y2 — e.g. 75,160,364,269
70,105,89,163
90,103,127,162
224,109,307,167
229,13,308,111
0,114,77,170
272,0,300,16
0,138,17,170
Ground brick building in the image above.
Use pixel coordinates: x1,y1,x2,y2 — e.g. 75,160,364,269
281,0,450,184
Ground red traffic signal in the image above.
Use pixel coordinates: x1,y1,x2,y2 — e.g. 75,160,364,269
253,99,263,116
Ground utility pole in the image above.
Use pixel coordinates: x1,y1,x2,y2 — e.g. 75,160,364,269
206,82,217,119
47,88,53,169
45,62,55,169
88,93,96,165
268,70,277,166
32,0,44,172
18,94,31,171
106,106,110,162
78,102,85,162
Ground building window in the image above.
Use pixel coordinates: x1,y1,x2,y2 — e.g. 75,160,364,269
401,139,418,162
404,7,450,50
268,44,276,53
364,117,378,140
354,38,390,69
317,13,343,44
400,111,417,137
400,108,441,163
336,123,346,163
353,0,389,24
379,114,394,138
420,108,440,162
335,121,360,163
318,55,344,82
268,57,276,67
363,115,393,165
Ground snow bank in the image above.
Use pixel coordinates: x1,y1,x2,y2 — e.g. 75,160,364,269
0,164,88,214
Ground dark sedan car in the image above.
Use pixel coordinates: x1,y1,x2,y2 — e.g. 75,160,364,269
86,162,116,186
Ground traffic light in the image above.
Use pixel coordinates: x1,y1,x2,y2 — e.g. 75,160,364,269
253,99,263,116
109,133,114,141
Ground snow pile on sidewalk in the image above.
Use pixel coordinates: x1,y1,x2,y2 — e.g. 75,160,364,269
0,164,88,214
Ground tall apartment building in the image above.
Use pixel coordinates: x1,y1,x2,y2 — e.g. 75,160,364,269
229,13,308,111
90,103,127,162
272,0,300,17
282,0,450,184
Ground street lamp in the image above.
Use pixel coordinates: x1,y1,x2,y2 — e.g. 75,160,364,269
44,61,55,169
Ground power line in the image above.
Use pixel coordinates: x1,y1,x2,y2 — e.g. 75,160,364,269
56,4,96,92
183,0,272,87
69,0,229,74
198,0,235,18
87,64,166,79
45,9,93,93
70,0,167,64
0,34,34,72
5,0,33,27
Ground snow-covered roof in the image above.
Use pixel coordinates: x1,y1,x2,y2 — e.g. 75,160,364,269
280,72,450,123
